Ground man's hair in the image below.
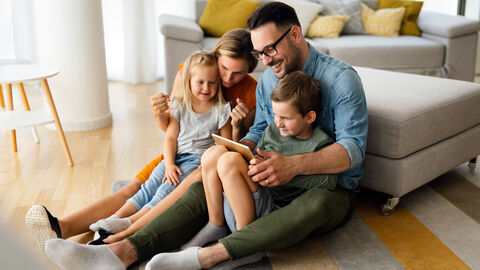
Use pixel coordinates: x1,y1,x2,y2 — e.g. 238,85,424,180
270,71,321,117
213,28,258,73
247,2,300,31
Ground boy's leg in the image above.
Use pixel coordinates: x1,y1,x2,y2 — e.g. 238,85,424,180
201,145,228,226
218,152,256,230
219,186,356,259
127,181,209,262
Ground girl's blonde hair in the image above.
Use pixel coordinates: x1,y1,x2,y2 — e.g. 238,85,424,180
177,50,225,110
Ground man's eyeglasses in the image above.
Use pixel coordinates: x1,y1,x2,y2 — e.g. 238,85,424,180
250,26,292,60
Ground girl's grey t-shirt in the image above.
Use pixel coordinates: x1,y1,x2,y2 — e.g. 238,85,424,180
171,97,231,155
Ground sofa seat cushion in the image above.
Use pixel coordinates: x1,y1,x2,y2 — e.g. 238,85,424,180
310,35,444,69
357,67,480,159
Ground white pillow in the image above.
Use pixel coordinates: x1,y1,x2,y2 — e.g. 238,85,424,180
276,0,323,36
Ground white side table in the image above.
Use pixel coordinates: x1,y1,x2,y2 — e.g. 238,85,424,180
0,64,74,166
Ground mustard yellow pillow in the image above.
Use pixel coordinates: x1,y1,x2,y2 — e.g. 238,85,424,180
361,3,405,37
199,0,260,37
378,0,423,36
306,15,350,38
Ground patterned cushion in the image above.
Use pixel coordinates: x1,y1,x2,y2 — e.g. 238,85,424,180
361,3,405,37
318,0,365,34
277,0,324,36
306,15,350,38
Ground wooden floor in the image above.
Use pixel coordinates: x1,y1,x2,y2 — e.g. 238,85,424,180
0,80,166,268
1,75,479,269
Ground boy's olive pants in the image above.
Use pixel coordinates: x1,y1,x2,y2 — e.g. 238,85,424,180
128,181,356,262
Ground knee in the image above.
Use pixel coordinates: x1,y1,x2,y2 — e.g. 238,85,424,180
217,152,246,177
201,145,228,168
118,178,143,198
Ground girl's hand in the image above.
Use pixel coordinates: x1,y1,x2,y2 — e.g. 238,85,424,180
151,92,171,116
163,164,183,185
230,98,249,129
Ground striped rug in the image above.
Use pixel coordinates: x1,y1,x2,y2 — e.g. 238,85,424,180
116,160,480,270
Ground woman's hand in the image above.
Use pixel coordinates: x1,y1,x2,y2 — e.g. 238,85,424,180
151,92,170,116
163,164,183,185
230,98,249,129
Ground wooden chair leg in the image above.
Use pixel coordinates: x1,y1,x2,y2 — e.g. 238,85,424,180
17,82,39,143
40,79,74,166
0,84,5,109
5,84,17,152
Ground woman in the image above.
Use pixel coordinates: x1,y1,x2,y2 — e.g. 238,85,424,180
25,28,258,249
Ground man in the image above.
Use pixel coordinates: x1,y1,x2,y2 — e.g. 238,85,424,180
44,2,368,269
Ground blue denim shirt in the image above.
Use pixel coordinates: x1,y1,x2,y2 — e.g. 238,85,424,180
242,44,368,189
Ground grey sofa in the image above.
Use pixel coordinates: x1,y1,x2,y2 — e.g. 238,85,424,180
159,0,480,91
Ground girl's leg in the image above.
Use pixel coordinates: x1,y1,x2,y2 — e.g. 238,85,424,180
104,168,203,243
60,155,164,238
218,152,257,230
201,145,229,226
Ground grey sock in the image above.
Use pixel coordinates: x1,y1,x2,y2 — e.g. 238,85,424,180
45,238,125,270
181,222,229,250
210,252,265,270
89,215,132,233
145,247,201,270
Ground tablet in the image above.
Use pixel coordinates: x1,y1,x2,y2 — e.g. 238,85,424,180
212,134,254,161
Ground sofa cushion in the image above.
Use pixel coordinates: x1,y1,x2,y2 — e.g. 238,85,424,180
361,3,405,37
377,0,423,36
310,35,443,69
306,15,350,38
198,0,260,37
277,0,324,36
318,0,365,34
357,67,480,159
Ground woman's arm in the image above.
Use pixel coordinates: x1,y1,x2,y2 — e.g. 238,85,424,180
151,71,183,132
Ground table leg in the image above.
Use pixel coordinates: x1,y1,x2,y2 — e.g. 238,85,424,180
0,84,5,109
40,79,74,166
17,82,40,143
5,84,17,152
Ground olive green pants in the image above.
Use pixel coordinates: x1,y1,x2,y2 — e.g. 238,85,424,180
128,181,355,262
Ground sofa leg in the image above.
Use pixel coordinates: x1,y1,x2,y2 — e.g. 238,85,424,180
469,157,477,173
381,196,400,216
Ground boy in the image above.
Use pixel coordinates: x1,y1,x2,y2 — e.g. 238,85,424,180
182,71,337,249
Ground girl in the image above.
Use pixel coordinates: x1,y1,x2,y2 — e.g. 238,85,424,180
89,50,232,234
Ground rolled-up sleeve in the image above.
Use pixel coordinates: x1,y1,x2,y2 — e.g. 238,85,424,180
332,69,368,169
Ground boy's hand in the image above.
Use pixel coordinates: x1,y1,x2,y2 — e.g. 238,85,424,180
230,98,249,129
151,92,170,116
163,164,183,185
249,155,265,170
248,149,295,187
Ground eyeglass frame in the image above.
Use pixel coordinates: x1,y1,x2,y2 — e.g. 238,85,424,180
250,26,293,60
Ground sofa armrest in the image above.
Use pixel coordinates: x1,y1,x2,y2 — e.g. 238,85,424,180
158,14,204,43
417,11,480,38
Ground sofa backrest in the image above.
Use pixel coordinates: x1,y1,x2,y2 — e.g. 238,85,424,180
193,0,378,22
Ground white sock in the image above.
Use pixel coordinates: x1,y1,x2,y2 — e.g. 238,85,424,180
89,215,132,233
181,222,229,250
210,252,265,270
145,247,201,270
45,238,125,270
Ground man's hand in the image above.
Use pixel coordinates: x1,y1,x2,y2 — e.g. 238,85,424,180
230,98,249,129
247,149,296,187
151,92,170,116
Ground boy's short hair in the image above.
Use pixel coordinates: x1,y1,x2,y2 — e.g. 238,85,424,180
270,71,321,116
247,2,300,31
